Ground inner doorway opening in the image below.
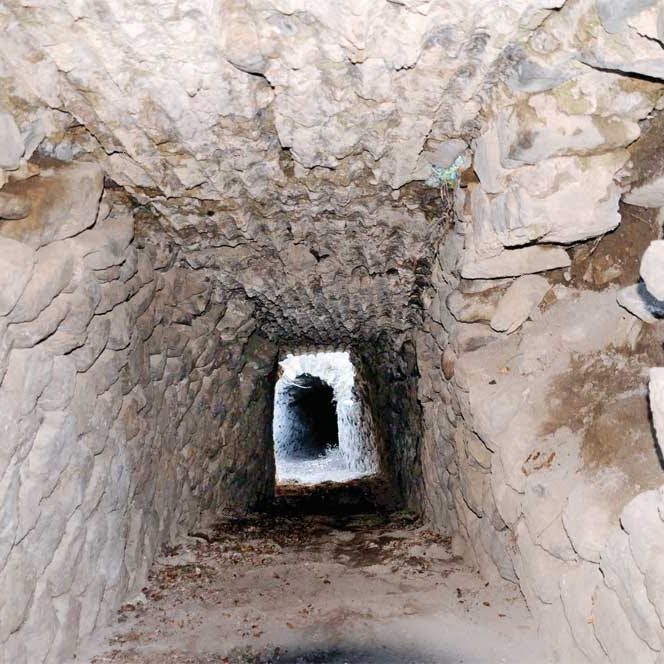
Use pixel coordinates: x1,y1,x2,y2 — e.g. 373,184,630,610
273,351,379,485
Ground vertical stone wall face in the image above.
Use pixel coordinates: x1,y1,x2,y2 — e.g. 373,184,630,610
358,338,425,512
274,352,380,475
0,161,276,664
414,2,664,659
2,1,664,662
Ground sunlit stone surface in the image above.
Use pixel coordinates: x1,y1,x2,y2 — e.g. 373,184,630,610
273,352,379,484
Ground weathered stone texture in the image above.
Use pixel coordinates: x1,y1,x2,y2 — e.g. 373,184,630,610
1,0,664,661
0,160,277,664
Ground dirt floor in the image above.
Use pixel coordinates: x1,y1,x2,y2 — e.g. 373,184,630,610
84,480,550,664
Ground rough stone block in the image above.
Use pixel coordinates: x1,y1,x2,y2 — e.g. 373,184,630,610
1,347,53,417
649,368,664,461
0,111,24,169
0,237,36,316
497,95,639,167
490,275,550,333
593,584,659,664
600,528,663,651
0,161,103,248
560,564,607,663
10,241,75,324
9,295,70,349
624,175,664,208
462,245,570,279
0,192,30,220
641,240,664,301
618,283,664,323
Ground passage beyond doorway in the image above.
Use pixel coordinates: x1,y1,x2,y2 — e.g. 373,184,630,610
273,352,379,484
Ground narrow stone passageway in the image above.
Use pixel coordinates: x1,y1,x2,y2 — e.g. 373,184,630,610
273,352,380,485
86,480,549,664
5,2,664,662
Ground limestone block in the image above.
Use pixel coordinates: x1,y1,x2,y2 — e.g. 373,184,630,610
49,595,82,664
618,283,664,323
0,237,35,316
645,554,664,632
498,95,639,167
1,347,53,417
446,288,502,323
453,322,501,355
624,175,664,208
46,285,99,355
119,245,139,283
0,318,12,383
89,349,125,396
650,368,664,461
0,161,103,248
70,315,110,372
600,528,663,651
458,455,486,517
19,581,59,663
149,353,167,382
536,516,577,562
580,8,664,82
0,192,30,220
461,245,570,279
9,295,70,349
93,265,122,283
641,241,664,301
0,468,19,569
106,302,134,351
563,481,625,564
135,251,155,286
627,5,664,42
68,372,100,436
73,212,134,271
10,241,75,323
0,111,24,169
17,415,76,547
502,153,628,245
594,585,659,664
621,490,664,572
96,280,130,315
507,57,575,94
0,547,37,643
560,564,607,663
490,275,550,333
478,521,518,583
489,454,523,527
597,0,658,34
538,599,593,664
129,280,157,321
513,520,574,606
472,123,510,194
39,355,77,411
441,346,456,380
465,430,492,470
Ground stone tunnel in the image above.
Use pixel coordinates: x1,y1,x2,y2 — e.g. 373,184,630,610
2,1,664,662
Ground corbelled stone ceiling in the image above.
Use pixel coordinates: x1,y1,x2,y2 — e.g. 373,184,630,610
6,2,664,663
0,0,575,343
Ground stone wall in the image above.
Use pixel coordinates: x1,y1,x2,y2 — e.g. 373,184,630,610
413,2,664,660
0,159,277,664
3,1,664,662
358,336,426,512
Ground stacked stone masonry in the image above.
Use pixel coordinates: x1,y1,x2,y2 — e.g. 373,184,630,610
2,0,664,662
0,161,277,663
414,2,664,662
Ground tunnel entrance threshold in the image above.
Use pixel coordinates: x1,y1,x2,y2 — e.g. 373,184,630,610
273,351,379,486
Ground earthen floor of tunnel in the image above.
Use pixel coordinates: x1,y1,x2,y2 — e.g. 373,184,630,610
84,481,550,664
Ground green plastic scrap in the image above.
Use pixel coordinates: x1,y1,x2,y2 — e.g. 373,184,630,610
425,155,464,188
